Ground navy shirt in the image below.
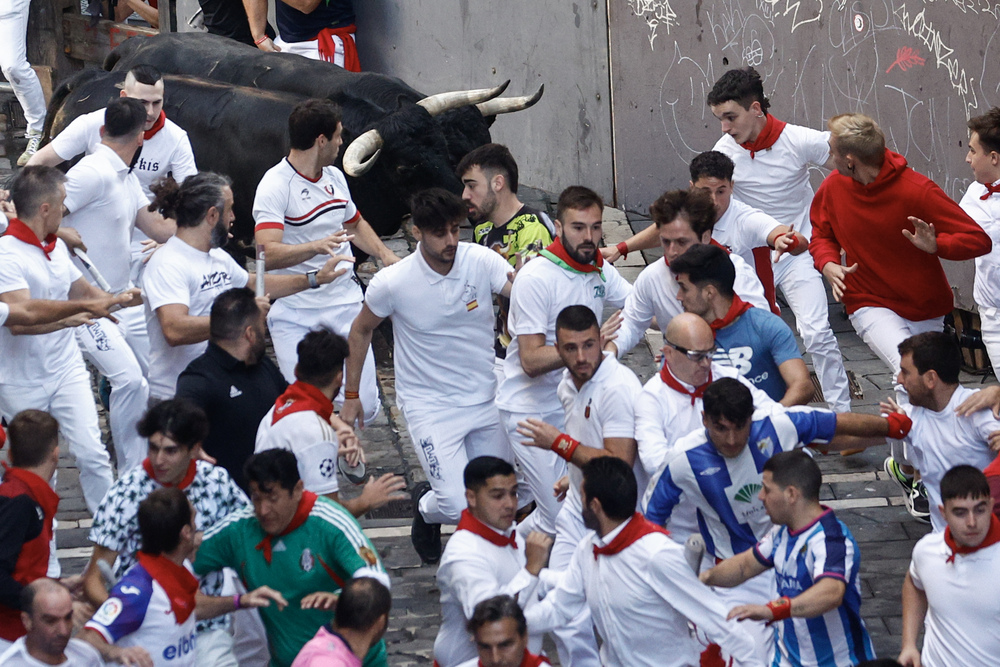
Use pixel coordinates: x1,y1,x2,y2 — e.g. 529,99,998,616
276,0,354,43
713,306,802,402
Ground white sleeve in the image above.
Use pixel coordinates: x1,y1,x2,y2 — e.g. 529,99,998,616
170,133,199,184
333,168,360,224
524,542,590,634
62,162,102,215
294,420,341,496
508,270,552,337
441,552,539,619
0,302,9,327
795,127,832,167
731,255,770,311
144,258,193,311
602,263,632,309
634,388,670,478
224,255,249,289
364,271,394,319
252,173,290,232
597,375,639,439
0,249,30,295
615,270,656,357
49,112,101,161
741,208,783,246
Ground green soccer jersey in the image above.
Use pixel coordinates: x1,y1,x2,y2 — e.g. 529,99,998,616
194,493,388,667
472,205,554,267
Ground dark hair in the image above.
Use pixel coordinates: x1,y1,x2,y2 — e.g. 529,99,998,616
763,450,822,502
555,305,599,336
669,243,736,298
244,449,301,493
149,172,231,228
288,99,342,151
689,151,735,183
702,378,754,426
967,107,1000,155
334,577,392,631
294,328,349,387
409,188,467,232
940,465,991,503
138,487,192,556
9,166,67,219
897,332,961,385
137,398,209,450
556,186,603,222
464,456,516,491
456,143,519,194
581,456,636,522
103,97,147,139
7,410,59,468
707,67,771,115
210,288,261,342
20,579,68,616
466,595,527,636
649,189,716,237
127,64,163,87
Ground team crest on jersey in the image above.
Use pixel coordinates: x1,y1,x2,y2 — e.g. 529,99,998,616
584,398,592,419
359,546,378,566
300,188,310,200
699,466,722,477
301,547,314,572
324,184,335,196
734,483,762,503
93,598,124,626
593,285,605,298
756,436,774,457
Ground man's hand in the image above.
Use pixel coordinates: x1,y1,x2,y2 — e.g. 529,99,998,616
727,603,774,623
255,294,272,318
600,245,622,263
772,229,806,261
317,255,356,285
115,287,144,310
108,645,154,667
524,531,554,576
553,475,569,502
898,645,922,667
62,313,95,329
192,444,218,466
955,385,1000,418
356,473,408,510
300,591,338,610
334,419,363,466
241,586,289,611
879,395,905,416
601,309,622,347
310,231,354,258
988,431,1000,453
340,398,365,429
903,217,938,254
254,36,281,52
0,191,15,220
516,418,560,450
57,227,87,252
379,250,401,266
72,600,95,630
60,574,85,597
821,262,858,303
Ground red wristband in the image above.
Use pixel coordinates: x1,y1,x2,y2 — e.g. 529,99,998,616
616,241,629,259
766,596,792,622
254,35,268,46
782,233,800,252
552,433,580,462
886,411,913,439
344,390,360,400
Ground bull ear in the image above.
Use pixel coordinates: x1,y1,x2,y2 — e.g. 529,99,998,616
416,81,509,117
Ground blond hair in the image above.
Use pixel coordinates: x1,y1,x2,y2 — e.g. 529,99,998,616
828,113,885,166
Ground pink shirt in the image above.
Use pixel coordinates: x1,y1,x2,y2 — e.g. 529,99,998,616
291,626,361,667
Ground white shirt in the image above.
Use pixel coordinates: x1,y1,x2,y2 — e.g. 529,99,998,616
0,636,103,666
0,237,85,384
143,236,249,398
959,180,1000,309
908,530,1000,667
255,407,341,495
713,123,830,239
525,516,757,667
497,256,631,413
902,386,999,531
711,197,783,270
63,144,149,293
615,253,769,357
0,302,8,327
252,160,363,309
434,517,540,667
365,242,510,408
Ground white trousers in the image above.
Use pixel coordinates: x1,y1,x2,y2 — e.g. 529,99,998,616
195,629,238,667
979,306,1000,379
773,253,851,411
403,398,509,525
76,307,149,473
710,569,777,666
0,362,113,513
273,33,348,67
0,0,45,133
501,406,567,536
267,299,379,424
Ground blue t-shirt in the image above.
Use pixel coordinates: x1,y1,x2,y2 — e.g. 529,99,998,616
277,0,354,43
713,306,801,402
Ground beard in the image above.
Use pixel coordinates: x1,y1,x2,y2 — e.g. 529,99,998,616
582,504,600,532
563,235,597,264
470,191,498,224
210,220,229,249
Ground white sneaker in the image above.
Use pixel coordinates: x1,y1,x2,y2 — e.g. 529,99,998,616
17,131,43,167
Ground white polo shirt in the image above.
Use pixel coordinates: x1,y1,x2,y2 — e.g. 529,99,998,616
0,636,102,666
908,529,1000,667
255,407,341,495
253,160,363,310
959,180,1000,310
0,236,85,385
143,236,249,398
497,256,631,414
364,242,510,408
713,123,830,239
615,253,769,357
711,197,783,269
63,144,149,293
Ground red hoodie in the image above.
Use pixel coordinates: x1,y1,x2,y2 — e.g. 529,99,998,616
809,149,991,321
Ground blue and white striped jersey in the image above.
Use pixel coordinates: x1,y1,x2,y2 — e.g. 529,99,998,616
753,509,874,667
644,403,837,559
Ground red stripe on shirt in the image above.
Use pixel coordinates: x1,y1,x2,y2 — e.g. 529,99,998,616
345,210,361,225
255,222,285,232
286,199,348,222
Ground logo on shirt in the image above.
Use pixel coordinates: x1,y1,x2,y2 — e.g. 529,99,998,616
92,597,123,626
717,346,753,376
699,466,722,477
163,631,196,661
319,458,336,478
462,282,479,311
199,271,232,291
120,585,141,596
85,321,113,352
418,437,443,481
301,547,314,572
359,546,379,567
593,285,605,299
324,184,335,196
733,483,762,503
584,398,592,419
229,385,243,398
756,437,774,457
135,157,160,172
300,188,310,200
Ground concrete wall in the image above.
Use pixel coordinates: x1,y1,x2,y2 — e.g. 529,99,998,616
354,0,615,203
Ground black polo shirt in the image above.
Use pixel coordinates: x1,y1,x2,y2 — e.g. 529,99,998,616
176,342,287,490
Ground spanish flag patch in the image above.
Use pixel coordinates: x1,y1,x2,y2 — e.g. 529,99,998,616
466,300,478,311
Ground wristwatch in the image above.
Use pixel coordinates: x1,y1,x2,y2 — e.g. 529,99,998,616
306,270,320,289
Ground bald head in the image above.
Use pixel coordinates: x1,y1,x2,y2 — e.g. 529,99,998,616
665,313,714,350
22,578,70,616
662,313,715,387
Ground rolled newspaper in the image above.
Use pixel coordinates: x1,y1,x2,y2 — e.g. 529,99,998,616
255,244,266,297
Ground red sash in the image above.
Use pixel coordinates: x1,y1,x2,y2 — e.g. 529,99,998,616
593,513,668,559
660,366,712,406
144,111,166,140
540,236,604,279
317,25,361,72
944,514,1000,563
739,114,787,159
256,491,317,563
456,509,517,549
142,458,197,490
136,552,199,624
709,295,753,331
4,218,57,260
273,381,334,425
981,182,1000,201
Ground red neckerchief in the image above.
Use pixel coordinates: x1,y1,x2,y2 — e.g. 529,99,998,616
539,236,605,278
136,552,199,624
142,458,197,490
316,25,361,72
944,514,1000,563
256,491,318,564
739,114,787,159
143,111,166,140
660,365,712,406
981,181,1000,201
272,381,334,425
593,512,669,560
4,218,58,260
456,509,517,549
1,464,59,523
709,295,753,331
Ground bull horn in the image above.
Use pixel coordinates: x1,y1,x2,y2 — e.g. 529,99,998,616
416,80,510,117
343,128,384,177
477,84,545,116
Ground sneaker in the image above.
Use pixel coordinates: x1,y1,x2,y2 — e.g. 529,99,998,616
16,131,42,167
338,457,367,485
410,481,441,564
883,456,913,491
906,481,932,523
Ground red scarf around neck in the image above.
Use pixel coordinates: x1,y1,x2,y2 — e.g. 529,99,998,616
739,114,787,159
709,295,753,331
981,181,1000,201
660,365,712,406
317,25,361,72
143,458,198,490
144,111,166,140
593,512,668,559
456,509,517,549
4,218,58,260
540,237,604,279
136,552,199,623
256,491,317,563
944,514,1000,563
272,381,334,425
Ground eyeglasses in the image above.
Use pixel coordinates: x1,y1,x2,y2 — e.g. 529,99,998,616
664,340,715,363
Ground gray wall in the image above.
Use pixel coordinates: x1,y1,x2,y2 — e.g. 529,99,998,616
354,0,615,202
